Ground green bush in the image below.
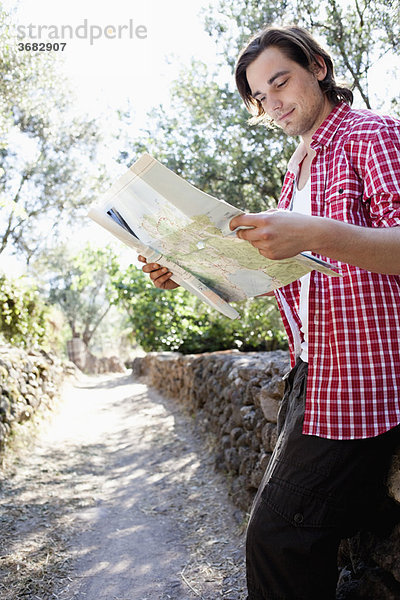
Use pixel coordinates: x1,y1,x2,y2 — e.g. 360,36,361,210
112,266,288,354
0,275,53,349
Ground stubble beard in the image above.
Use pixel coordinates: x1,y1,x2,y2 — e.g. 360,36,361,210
278,94,327,138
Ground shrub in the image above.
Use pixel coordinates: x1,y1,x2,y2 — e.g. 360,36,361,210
112,266,287,354
0,275,54,349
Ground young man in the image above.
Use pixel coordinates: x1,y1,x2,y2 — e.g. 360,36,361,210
140,25,400,600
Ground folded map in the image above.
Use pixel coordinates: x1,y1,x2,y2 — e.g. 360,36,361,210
88,153,340,319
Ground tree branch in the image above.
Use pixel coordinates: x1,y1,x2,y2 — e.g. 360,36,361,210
83,304,111,347
328,0,371,108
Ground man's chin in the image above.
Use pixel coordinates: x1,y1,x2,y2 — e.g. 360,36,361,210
281,122,298,136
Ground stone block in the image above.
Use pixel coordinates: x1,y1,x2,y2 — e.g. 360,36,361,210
388,451,400,505
258,390,280,423
237,432,252,448
224,447,240,473
240,405,256,431
250,452,271,490
261,422,278,452
230,427,244,444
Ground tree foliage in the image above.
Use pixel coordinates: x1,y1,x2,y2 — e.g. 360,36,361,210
0,275,51,348
206,0,400,111
0,5,108,261
111,265,287,353
34,244,121,348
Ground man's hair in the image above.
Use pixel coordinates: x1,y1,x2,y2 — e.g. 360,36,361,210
235,25,353,125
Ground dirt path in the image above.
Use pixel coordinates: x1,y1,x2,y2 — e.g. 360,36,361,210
0,373,247,600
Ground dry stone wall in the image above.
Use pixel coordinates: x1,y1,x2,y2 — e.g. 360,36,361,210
134,350,400,599
133,349,290,510
67,337,126,374
0,345,75,454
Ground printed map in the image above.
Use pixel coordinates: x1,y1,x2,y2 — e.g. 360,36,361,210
89,153,339,319
142,208,334,302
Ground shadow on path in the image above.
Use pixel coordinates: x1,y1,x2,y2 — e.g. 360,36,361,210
0,372,246,600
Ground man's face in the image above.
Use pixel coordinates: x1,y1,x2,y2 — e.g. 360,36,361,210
246,46,332,142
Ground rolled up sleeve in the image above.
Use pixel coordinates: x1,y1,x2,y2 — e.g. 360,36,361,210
363,128,400,227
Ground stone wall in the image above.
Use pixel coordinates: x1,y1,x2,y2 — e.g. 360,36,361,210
67,337,126,374
133,349,289,509
134,350,400,599
0,345,75,455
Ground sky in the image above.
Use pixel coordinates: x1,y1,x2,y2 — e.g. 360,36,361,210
5,0,220,120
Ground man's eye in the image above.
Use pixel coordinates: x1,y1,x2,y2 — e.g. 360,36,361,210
277,79,288,88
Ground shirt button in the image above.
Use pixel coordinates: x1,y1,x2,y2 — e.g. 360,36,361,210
294,513,304,524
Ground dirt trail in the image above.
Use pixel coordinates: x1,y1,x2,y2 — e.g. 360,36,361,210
0,373,247,600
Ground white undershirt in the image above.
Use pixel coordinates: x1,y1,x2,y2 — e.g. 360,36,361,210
291,176,312,363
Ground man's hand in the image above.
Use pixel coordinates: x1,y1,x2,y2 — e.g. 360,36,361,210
230,210,400,275
138,255,180,290
230,210,314,260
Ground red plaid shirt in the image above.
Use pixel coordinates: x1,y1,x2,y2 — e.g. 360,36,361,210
275,102,400,439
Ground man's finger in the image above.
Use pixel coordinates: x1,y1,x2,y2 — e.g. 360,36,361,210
152,270,173,287
142,262,161,273
237,227,270,242
150,267,170,282
229,213,255,230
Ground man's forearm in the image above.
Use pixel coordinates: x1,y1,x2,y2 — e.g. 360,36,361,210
310,216,400,275
231,210,400,275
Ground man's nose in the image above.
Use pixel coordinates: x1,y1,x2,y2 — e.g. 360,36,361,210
270,95,282,112
267,93,282,114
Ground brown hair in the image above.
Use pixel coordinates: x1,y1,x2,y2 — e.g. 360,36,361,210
235,25,353,125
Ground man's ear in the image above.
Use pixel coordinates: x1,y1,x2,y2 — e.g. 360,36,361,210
312,55,327,80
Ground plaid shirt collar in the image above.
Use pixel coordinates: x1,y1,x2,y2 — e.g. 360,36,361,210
310,101,351,149
287,102,352,175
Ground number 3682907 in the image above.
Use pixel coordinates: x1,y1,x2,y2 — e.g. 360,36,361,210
18,42,66,51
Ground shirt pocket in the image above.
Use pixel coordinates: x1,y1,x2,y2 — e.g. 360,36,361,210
324,180,367,225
